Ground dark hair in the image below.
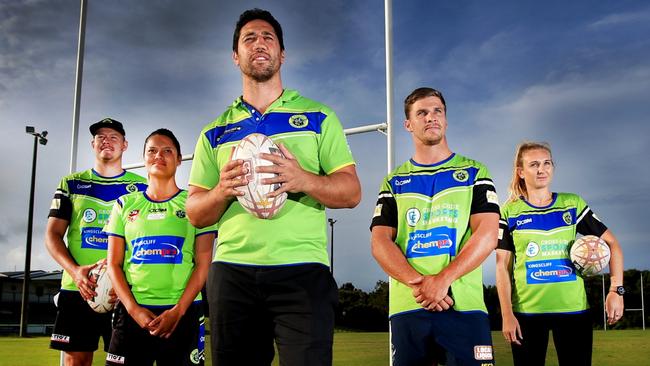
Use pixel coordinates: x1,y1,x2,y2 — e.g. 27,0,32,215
143,128,181,158
232,8,284,52
404,87,447,119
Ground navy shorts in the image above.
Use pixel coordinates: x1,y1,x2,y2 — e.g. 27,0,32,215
106,301,205,366
208,262,338,366
50,290,112,352
391,309,494,366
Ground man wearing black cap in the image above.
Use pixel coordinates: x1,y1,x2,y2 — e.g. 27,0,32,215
45,118,147,366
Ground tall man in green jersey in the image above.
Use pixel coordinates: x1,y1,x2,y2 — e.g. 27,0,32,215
45,118,147,366
371,88,500,366
186,8,361,366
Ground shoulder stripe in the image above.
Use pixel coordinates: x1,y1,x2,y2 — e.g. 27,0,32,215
576,207,590,224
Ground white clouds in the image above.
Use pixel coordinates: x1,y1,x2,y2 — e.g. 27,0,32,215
588,9,650,29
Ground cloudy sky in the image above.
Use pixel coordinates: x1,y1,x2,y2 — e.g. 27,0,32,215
1,0,648,290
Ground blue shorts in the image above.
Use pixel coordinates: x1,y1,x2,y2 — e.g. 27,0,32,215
391,309,494,366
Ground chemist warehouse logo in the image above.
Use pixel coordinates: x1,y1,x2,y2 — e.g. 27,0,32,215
130,236,185,264
526,259,576,284
80,227,108,250
405,227,457,259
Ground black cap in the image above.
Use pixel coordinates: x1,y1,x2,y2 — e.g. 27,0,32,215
89,118,126,136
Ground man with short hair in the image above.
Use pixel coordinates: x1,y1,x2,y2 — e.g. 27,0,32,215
46,118,147,366
186,8,361,366
371,87,499,366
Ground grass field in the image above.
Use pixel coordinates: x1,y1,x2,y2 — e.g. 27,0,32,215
1,330,648,365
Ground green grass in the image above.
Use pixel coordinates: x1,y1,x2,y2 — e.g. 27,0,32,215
1,330,648,365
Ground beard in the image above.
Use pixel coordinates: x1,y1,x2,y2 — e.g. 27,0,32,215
240,59,280,83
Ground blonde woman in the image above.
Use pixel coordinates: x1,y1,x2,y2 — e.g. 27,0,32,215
496,141,624,366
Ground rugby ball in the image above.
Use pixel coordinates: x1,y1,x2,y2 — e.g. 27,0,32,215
570,235,611,277
232,133,287,219
87,260,115,313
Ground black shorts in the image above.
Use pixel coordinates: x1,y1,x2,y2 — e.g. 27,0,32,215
391,309,494,366
208,262,338,366
511,311,593,366
50,290,112,352
106,301,205,366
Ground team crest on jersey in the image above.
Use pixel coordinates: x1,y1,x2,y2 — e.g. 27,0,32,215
128,209,140,222
406,208,421,227
288,114,309,128
562,211,572,225
126,183,138,193
83,208,97,223
526,241,540,257
176,210,186,219
453,169,469,182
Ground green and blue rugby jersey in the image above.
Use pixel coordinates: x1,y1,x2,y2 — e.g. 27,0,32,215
48,169,147,291
189,89,355,267
370,154,500,317
498,193,607,314
104,190,217,307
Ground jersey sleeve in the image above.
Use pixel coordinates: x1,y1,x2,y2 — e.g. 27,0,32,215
497,206,515,252
196,221,218,237
48,177,72,221
370,178,397,230
189,127,220,190
318,110,355,174
575,195,608,237
103,197,126,238
471,164,500,215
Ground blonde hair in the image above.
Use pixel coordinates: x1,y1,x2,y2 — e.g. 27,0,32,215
507,141,553,203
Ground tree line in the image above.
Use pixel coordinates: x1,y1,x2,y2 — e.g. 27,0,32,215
336,269,649,331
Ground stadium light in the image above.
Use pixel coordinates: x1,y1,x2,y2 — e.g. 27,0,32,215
20,126,48,337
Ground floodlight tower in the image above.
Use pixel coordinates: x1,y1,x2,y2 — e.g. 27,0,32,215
20,126,48,337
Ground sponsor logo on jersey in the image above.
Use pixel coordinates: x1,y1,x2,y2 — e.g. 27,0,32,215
76,184,91,189
373,204,382,218
176,210,186,219
147,208,167,220
563,211,572,225
81,227,108,250
406,208,421,227
420,204,460,225
288,114,309,128
474,345,493,360
526,259,576,284
394,178,411,186
516,217,532,226
83,208,97,223
539,241,569,257
130,235,184,264
486,190,498,204
453,170,469,182
128,209,140,222
50,334,70,343
223,126,241,135
526,242,540,257
405,227,457,258
106,353,125,364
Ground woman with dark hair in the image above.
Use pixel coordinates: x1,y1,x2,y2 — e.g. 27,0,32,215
105,129,216,365
496,141,624,366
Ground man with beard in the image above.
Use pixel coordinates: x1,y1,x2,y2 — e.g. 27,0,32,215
46,118,147,366
186,8,361,366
